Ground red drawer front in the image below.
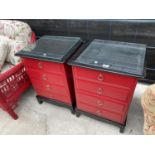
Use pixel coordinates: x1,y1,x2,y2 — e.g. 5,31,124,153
73,67,136,89
36,88,72,104
78,102,123,123
29,75,72,104
75,79,130,102
26,68,66,86
31,79,70,96
76,92,126,114
23,58,64,74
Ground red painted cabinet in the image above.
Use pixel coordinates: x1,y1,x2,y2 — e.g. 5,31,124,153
23,58,73,104
72,67,137,124
16,35,82,112
69,39,146,132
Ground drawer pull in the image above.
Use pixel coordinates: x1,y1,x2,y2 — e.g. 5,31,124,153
46,85,52,91
97,100,104,106
42,74,47,80
96,110,102,116
38,62,43,69
49,93,53,98
97,73,104,81
97,88,103,95
50,94,53,98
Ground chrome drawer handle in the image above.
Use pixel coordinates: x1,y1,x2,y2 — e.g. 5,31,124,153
38,62,43,69
96,110,102,116
97,88,103,95
97,100,104,106
97,73,104,81
42,74,47,80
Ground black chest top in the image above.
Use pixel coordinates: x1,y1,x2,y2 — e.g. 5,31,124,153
70,39,146,77
16,35,82,63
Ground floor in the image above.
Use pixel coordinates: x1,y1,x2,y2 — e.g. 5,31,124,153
0,82,149,135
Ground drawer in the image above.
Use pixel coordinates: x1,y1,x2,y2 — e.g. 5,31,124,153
73,67,137,89
77,102,122,123
26,68,65,86
31,79,69,96
76,92,125,114
23,58,64,74
75,79,130,102
35,88,72,104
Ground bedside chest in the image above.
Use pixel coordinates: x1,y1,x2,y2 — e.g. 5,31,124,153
16,35,82,113
69,39,146,132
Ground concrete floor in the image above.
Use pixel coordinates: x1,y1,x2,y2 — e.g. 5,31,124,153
0,82,149,135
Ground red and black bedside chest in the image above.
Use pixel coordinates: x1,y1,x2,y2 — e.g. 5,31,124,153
16,35,82,113
69,39,146,132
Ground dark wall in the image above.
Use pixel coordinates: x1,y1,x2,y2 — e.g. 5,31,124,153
20,19,155,82
21,19,155,46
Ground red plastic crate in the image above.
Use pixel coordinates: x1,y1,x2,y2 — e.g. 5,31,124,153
0,31,36,120
0,62,31,119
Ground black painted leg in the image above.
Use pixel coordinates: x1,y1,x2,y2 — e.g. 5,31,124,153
120,117,127,133
71,107,75,114
36,96,43,104
120,125,125,133
75,109,81,117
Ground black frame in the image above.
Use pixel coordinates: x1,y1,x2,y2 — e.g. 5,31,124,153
16,36,82,63
68,39,146,78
